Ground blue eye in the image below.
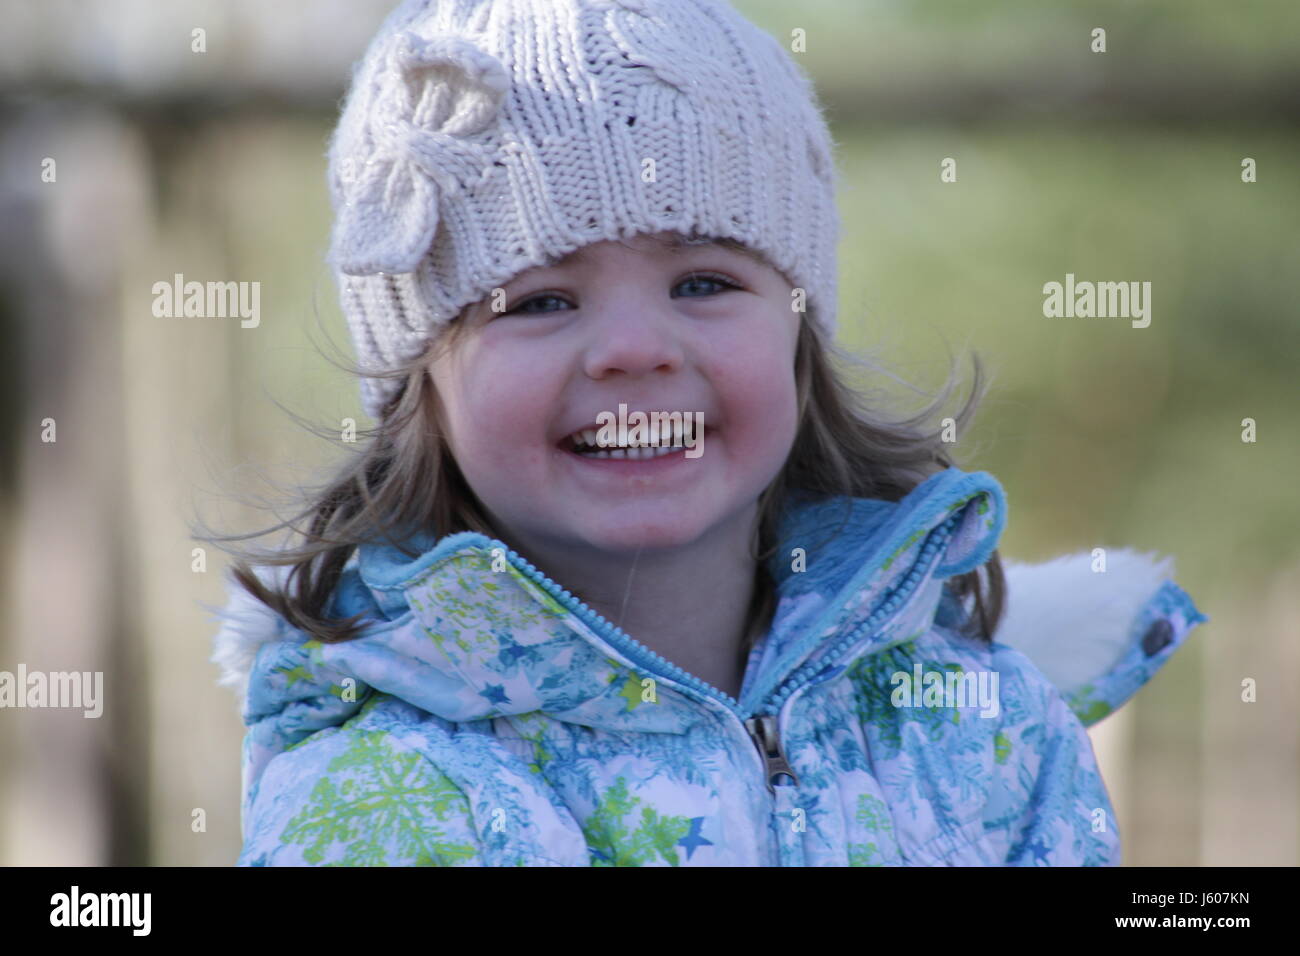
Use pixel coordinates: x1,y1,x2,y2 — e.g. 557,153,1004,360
675,272,740,297
509,294,570,315
504,272,740,315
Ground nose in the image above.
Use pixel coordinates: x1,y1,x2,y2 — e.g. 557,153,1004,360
581,295,686,380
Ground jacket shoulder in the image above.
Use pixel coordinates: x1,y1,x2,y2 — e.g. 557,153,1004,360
238,697,484,866
889,625,1122,865
909,622,1112,744
210,559,380,711
963,632,1122,865
239,694,590,867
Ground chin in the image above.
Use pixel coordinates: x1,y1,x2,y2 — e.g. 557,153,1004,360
579,519,708,555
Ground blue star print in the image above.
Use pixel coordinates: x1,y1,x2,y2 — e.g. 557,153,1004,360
676,817,713,860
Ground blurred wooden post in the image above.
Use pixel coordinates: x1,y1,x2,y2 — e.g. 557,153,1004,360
0,107,150,865
121,117,247,866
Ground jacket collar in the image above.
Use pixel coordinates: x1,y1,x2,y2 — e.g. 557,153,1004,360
263,467,1005,733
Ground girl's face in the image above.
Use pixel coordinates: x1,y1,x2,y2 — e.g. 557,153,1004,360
429,231,802,559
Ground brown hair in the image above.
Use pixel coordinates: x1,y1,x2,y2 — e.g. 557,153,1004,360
194,264,1004,656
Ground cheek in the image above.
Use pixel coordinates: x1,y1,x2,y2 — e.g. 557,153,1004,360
710,328,800,459
444,357,556,478
730,378,799,464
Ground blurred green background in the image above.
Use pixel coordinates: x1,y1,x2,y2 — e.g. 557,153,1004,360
1,0,1296,866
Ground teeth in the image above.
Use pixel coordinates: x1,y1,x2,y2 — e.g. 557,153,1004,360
566,418,703,452
574,443,682,461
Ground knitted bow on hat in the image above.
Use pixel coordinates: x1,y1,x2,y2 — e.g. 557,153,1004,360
330,30,510,277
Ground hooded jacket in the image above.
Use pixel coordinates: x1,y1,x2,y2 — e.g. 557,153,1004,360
211,467,1206,866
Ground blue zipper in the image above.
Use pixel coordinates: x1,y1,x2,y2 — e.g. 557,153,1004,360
747,513,959,804
491,511,959,723
761,513,960,716
492,543,748,716
495,516,956,866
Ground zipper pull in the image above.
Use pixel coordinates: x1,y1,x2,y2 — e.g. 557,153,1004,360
744,715,799,793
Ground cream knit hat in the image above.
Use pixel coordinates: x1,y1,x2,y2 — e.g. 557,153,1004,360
326,0,841,420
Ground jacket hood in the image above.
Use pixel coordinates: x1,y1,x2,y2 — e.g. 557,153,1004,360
210,467,1203,815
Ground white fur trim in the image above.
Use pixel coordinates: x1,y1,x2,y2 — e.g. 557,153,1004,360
209,564,294,710
996,548,1173,695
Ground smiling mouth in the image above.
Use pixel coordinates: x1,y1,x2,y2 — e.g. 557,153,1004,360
557,424,709,459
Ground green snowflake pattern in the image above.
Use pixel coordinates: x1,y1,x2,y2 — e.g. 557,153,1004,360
278,729,479,866
582,776,693,867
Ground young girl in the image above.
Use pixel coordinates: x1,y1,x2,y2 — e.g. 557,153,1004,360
208,0,1205,866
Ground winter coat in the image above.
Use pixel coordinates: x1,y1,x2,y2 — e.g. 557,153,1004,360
211,467,1206,866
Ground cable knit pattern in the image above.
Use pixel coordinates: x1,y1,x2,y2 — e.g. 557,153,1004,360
326,0,842,420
